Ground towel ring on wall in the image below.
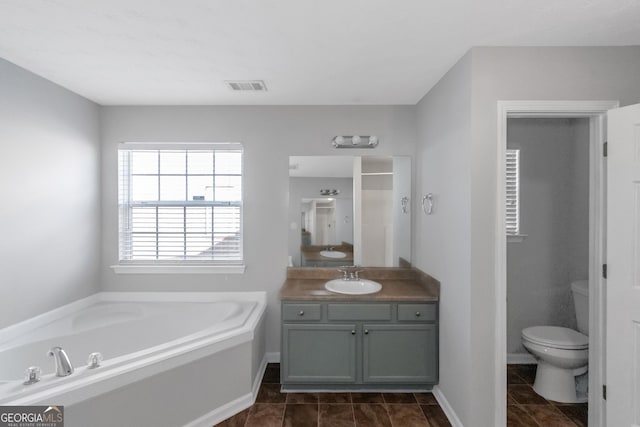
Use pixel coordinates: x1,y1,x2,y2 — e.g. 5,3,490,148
422,193,434,215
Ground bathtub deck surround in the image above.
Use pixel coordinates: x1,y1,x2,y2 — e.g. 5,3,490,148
0,292,267,427
280,267,439,391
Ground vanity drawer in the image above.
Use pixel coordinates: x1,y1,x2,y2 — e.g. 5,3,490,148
398,303,436,322
283,303,322,321
328,304,391,321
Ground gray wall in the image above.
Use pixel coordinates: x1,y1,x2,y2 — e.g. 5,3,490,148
0,58,101,328
415,51,473,425
415,46,640,426
507,118,590,355
288,176,354,266
100,106,416,353
469,46,640,425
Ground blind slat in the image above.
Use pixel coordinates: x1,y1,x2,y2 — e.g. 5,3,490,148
505,149,520,235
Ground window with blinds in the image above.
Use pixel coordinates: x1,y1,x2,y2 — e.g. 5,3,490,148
118,143,243,264
505,149,520,235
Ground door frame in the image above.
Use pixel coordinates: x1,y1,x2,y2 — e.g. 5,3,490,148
495,100,619,427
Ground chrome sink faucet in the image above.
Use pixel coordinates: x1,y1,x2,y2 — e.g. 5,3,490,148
48,347,74,377
338,266,363,281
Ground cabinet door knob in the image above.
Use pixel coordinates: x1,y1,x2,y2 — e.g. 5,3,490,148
364,329,369,335
298,310,304,316
415,311,421,317
351,330,356,335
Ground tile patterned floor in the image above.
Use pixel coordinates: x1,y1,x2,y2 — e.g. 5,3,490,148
507,364,588,427
214,363,588,426
214,363,452,427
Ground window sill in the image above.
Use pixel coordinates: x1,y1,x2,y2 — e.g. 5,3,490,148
110,264,246,274
507,234,528,243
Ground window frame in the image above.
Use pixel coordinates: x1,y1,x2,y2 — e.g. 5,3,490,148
112,142,245,274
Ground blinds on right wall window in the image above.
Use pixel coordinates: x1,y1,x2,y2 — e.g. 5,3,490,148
505,149,520,235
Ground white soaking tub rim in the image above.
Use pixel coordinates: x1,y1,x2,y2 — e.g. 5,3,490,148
0,291,265,346
0,291,266,406
0,300,247,355
0,300,252,379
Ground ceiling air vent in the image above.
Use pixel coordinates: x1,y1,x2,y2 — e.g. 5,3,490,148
225,80,267,92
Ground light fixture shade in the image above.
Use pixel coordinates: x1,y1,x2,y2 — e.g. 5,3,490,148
332,135,379,149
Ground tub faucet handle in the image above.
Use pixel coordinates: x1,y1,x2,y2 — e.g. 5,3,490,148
87,352,103,369
48,346,74,377
23,366,41,385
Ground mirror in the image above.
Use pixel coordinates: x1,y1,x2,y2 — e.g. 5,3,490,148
288,156,411,267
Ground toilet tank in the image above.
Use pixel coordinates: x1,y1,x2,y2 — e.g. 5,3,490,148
571,280,589,335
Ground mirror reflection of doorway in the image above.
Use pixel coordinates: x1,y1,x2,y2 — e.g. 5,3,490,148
314,199,336,245
300,198,337,246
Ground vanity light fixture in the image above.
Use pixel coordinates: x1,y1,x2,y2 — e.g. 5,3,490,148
332,135,379,149
320,189,340,196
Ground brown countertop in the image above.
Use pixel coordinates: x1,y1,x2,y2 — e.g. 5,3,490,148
280,267,439,302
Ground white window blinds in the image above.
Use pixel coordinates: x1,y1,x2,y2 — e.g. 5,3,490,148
118,143,243,263
505,149,520,235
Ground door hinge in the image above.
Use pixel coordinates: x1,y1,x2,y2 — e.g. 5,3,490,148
603,384,607,400
602,264,607,279
603,141,608,157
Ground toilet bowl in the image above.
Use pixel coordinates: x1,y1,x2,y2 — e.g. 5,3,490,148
522,326,588,403
521,280,589,403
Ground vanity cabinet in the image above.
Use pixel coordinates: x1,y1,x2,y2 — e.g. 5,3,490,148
281,301,438,390
282,323,357,383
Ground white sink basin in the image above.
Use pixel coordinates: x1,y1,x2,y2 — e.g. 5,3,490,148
320,250,347,259
325,278,382,295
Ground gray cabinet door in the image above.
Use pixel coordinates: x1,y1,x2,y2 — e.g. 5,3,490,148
362,324,437,383
282,324,357,383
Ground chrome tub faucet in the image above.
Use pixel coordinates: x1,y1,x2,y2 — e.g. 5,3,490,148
48,347,74,377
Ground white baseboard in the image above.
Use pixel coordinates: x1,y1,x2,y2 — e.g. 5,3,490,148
432,385,464,427
184,392,254,427
507,353,537,365
252,355,269,396
184,354,268,427
266,352,280,363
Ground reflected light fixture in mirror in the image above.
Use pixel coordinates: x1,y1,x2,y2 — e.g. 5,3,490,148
332,135,379,148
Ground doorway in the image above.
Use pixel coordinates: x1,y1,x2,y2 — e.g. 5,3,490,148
506,117,590,425
495,101,619,427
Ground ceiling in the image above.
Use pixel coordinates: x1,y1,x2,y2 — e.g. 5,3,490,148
0,0,638,106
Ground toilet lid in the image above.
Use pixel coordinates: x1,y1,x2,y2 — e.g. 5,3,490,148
522,326,588,350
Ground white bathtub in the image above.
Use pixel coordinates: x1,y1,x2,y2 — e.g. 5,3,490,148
0,292,267,427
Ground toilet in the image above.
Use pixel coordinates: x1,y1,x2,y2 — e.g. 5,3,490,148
521,280,589,403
